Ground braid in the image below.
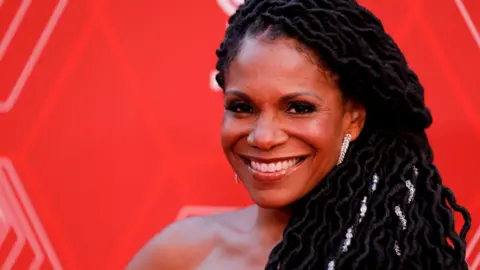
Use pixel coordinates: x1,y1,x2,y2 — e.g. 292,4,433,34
215,0,471,269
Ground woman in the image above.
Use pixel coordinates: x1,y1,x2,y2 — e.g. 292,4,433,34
127,0,471,269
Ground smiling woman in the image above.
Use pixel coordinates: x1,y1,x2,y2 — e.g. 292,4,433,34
221,36,365,209
126,0,471,270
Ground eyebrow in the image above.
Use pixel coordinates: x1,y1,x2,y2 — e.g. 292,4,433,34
280,92,324,104
224,89,251,100
224,89,324,103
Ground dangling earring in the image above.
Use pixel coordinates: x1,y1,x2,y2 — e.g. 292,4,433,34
337,133,352,165
235,174,239,184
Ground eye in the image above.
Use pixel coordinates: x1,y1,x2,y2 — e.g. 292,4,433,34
286,101,317,114
225,100,254,114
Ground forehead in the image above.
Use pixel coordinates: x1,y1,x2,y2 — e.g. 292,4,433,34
225,35,337,92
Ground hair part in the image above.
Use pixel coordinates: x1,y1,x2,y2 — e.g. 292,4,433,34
215,0,471,269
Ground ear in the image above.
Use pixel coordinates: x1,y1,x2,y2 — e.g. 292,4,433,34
343,100,366,141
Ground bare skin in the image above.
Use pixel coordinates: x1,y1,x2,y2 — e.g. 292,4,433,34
127,33,365,270
127,206,289,269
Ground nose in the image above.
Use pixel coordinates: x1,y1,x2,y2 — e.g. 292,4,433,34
247,114,288,150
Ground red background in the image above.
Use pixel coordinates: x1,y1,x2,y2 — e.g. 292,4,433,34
0,0,479,269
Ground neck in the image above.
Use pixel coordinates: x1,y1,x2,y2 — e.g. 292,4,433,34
254,205,292,246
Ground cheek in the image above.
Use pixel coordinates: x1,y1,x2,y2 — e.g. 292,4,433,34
220,114,247,153
290,114,344,152
220,116,233,151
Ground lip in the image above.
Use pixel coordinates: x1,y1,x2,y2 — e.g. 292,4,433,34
238,154,308,183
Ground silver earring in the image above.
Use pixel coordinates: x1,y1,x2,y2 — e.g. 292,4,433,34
235,174,239,184
337,134,352,165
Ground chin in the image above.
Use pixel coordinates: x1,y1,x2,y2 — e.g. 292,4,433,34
248,189,296,209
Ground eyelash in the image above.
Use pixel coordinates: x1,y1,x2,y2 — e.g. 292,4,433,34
225,100,254,114
286,101,317,114
225,100,317,115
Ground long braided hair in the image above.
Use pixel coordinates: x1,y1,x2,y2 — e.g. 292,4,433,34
215,0,472,269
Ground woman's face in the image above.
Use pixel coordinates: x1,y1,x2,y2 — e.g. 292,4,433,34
221,34,365,209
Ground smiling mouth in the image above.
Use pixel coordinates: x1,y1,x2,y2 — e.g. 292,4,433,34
240,156,308,174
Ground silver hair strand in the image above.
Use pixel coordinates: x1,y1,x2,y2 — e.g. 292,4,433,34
392,165,419,257
328,173,380,269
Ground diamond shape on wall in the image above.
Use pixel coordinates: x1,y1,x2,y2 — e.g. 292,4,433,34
0,157,62,269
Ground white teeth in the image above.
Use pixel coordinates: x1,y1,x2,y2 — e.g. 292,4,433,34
275,162,282,171
268,163,276,172
261,163,268,172
249,158,300,173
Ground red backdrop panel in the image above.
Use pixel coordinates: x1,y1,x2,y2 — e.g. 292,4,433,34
0,0,479,269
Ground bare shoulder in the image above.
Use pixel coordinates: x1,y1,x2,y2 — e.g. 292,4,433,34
126,216,219,269
126,207,254,270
